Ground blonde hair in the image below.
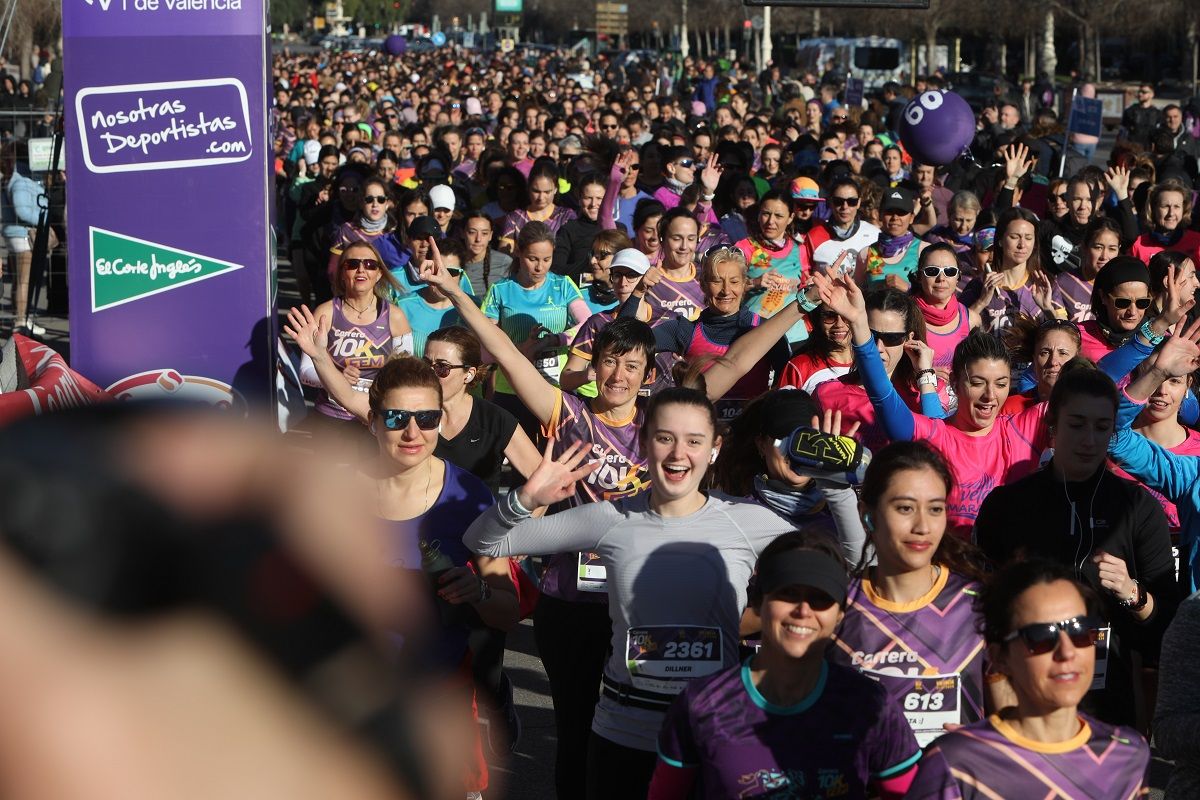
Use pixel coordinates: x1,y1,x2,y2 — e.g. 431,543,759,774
334,240,404,301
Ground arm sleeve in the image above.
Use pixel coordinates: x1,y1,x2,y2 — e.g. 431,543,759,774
1108,395,1199,503
1153,596,1200,762
298,353,322,387
616,293,642,319
852,338,916,441
920,389,947,418
1110,198,1140,244
461,497,618,558
1181,392,1200,426
821,484,869,566
899,747,963,800
1096,336,1153,385
992,185,1015,212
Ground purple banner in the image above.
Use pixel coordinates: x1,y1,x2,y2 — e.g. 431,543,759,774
65,3,274,411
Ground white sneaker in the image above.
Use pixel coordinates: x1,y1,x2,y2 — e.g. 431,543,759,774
16,317,45,336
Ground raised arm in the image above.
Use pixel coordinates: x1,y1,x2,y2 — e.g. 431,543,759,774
599,151,633,232
283,305,371,423
463,441,608,557
812,270,917,441
420,240,560,426
702,251,849,400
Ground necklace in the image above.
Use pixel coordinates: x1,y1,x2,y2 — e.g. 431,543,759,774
377,458,435,519
344,297,375,316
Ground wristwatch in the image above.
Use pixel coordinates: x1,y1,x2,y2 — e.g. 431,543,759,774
474,577,492,605
1138,319,1165,346
797,288,820,313
916,369,938,389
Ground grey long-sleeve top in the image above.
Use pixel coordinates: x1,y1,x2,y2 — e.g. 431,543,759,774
463,491,796,752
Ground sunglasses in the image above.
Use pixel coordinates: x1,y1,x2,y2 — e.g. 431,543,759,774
1112,297,1152,310
592,249,614,261
423,358,469,379
343,257,380,271
831,115,848,122
601,123,618,130
627,163,641,171
1053,193,1068,202
921,265,959,279
362,194,389,204
819,310,842,322
703,244,747,263
610,268,642,281
676,158,696,168
379,408,443,431
830,196,860,207
1040,318,1079,331
871,329,909,347
1003,615,1103,655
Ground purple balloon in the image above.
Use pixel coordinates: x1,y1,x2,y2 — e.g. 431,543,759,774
897,90,974,166
384,34,407,56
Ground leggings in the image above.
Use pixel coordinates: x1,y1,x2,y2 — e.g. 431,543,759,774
533,594,611,800
585,732,658,800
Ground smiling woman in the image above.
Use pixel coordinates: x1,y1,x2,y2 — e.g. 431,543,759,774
906,560,1151,800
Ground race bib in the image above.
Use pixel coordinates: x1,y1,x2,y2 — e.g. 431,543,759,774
1090,626,1111,692
626,625,722,694
535,347,566,385
576,551,607,593
864,669,962,748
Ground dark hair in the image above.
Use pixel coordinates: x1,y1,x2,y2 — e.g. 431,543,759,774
426,326,489,389
516,220,556,254
658,206,700,240
1148,249,1191,304
1046,361,1117,426
863,288,927,388
752,189,795,242
747,529,849,607
950,329,1011,385
1082,216,1123,250
641,387,718,446
993,207,1042,273
714,389,820,497
1003,315,1082,367
368,355,443,414
857,441,988,580
459,210,497,291
591,318,656,379
633,199,667,232
592,228,633,255
977,559,1099,645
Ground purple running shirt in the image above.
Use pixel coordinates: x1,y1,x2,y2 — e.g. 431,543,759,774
657,659,921,799
906,713,1149,800
829,569,986,747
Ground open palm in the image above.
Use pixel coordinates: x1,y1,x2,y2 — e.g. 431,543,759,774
518,440,600,510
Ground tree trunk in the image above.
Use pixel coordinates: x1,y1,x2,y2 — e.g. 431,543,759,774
1093,27,1101,81
998,38,1007,77
723,21,730,57
923,23,937,75
812,9,820,38
1041,10,1057,79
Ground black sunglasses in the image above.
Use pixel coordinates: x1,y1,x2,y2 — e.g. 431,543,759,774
921,265,959,279
871,329,908,347
422,358,469,379
1003,615,1103,655
592,249,614,261
830,196,860,207
676,158,696,168
1112,297,1152,310
342,257,380,271
380,408,443,431
362,194,389,204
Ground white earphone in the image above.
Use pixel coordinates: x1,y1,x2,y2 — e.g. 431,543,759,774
710,448,719,464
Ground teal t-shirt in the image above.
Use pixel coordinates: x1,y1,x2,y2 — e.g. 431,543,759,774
395,293,464,357
482,273,583,393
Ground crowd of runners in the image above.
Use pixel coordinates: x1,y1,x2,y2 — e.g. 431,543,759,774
269,40,1200,799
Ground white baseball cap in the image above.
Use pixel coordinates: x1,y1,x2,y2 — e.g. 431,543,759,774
303,140,321,165
609,248,652,276
429,184,456,212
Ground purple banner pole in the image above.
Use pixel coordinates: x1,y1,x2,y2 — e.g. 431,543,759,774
64,0,275,412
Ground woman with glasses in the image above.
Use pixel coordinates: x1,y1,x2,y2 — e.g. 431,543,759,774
1079,256,1157,362
650,531,921,800
912,243,981,376
805,176,881,273
498,161,577,255
812,286,947,455
327,176,407,291
575,228,631,316
296,241,413,447
906,559,1150,799
971,364,1178,729
653,147,720,224
778,304,855,393
364,356,521,800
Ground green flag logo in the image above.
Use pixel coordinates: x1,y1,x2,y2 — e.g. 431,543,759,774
90,226,244,312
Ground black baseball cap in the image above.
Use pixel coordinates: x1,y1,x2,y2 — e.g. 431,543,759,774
880,186,915,214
